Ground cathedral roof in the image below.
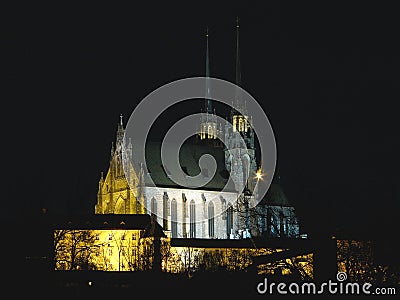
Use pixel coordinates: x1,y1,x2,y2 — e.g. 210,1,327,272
143,141,294,208
259,183,292,207
144,140,231,191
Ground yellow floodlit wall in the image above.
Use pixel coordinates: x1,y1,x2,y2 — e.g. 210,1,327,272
54,229,153,271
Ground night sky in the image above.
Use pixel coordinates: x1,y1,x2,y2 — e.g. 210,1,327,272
3,2,399,240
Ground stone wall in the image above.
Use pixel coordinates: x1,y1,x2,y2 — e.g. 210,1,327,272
144,186,239,239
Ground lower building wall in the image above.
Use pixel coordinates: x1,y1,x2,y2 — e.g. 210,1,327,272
54,229,312,280
54,229,152,271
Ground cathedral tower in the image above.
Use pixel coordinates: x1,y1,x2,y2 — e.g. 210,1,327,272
95,115,146,214
224,18,257,194
198,28,221,145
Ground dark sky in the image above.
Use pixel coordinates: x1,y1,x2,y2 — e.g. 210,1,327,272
3,1,399,239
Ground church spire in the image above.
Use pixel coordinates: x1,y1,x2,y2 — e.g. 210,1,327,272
198,27,220,143
235,17,241,87
235,17,242,110
205,27,212,114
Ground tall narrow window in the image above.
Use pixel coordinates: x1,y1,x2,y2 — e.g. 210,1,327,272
208,201,215,238
171,199,178,238
226,204,233,237
279,212,285,237
260,206,266,233
267,207,272,237
151,197,157,218
163,192,169,230
190,200,196,238
182,193,187,238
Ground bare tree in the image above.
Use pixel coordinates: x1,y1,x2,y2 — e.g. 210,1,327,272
122,235,140,271
54,230,97,270
337,239,373,282
180,246,204,276
138,237,154,271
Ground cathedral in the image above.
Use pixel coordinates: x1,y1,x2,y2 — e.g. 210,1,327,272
94,21,300,241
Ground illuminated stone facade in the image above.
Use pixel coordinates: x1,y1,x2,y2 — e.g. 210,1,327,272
93,118,299,240
144,186,238,239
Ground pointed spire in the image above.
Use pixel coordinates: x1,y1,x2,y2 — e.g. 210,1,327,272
234,17,242,111
205,27,212,114
120,114,123,126
235,17,241,87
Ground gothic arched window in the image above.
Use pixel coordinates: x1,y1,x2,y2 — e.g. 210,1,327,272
151,197,157,219
163,192,169,230
190,200,196,238
226,204,233,237
171,199,178,238
208,201,215,238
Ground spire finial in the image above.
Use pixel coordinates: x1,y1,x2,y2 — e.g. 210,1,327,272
120,114,123,126
205,27,212,114
236,16,240,28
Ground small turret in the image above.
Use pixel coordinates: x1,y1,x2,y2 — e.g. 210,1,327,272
116,113,124,147
99,171,104,186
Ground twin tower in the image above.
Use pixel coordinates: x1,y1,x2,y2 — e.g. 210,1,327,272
198,19,258,194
